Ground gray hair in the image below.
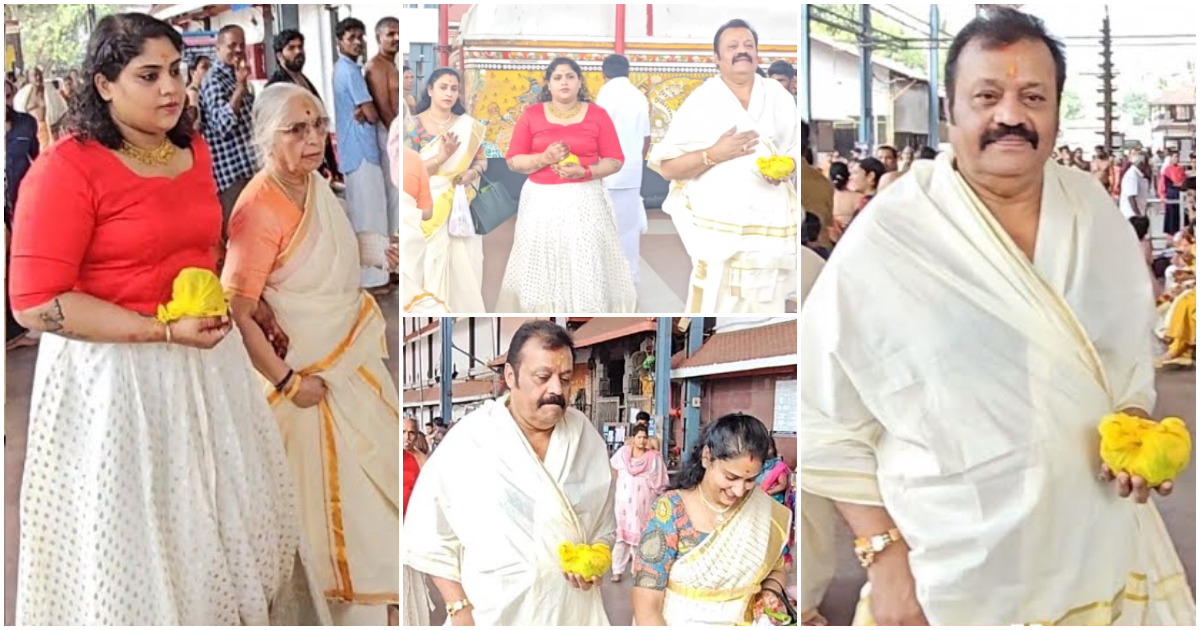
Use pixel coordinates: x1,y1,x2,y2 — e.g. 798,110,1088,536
252,82,327,163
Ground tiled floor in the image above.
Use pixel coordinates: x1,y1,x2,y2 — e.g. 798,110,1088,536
3,292,399,625
481,208,690,313
816,369,1198,626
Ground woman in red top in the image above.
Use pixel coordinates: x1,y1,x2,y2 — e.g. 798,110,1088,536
8,14,326,625
499,57,638,312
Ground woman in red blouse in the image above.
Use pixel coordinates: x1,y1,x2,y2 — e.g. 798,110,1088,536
498,57,638,312
8,14,326,625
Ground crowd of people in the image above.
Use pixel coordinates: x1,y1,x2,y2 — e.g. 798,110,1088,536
800,7,1194,626
402,18,798,314
6,11,402,625
401,320,796,626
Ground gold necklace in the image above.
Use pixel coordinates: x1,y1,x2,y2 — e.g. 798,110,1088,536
119,138,176,166
546,101,582,119
697,485,734,525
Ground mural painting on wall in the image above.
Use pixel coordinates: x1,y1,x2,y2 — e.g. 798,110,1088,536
464,64,787,158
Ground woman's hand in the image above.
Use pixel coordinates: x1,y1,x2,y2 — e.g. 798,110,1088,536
251,300,289,359
292,375,328,408
438,132,461,164
551,162,587,180
453,167,480,186
540,141,570,167
169,315,232,349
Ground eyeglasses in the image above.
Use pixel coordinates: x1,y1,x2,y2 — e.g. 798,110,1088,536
277,116,330,138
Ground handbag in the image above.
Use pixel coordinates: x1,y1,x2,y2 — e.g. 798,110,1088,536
468,169,519,235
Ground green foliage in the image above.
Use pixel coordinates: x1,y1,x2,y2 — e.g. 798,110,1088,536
10,4,126,77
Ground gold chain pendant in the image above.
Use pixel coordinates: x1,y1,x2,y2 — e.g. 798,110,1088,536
546,102,582,119
119,139,177,166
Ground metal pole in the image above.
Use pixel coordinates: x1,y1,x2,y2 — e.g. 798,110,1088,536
928,4,941,148
654,317,673,453
800,3,811,123
615,4,626,55
858,4,874,148
440,318,453,424
681,319,705,464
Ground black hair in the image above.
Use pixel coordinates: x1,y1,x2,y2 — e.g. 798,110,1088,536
767,60,795,80
945,7,1065,121
403,65,412,72
1129,216,1151,241
538,57,593,103
68,13,193,150
506,320,576,385
416,67,466,115
218,24,244,41
713,19,759,59
336,17,366,41
802,211,821,245
630,424,650,438
755,67,767,78
636,410,651,423
917,146,938,160
857,157,886,189
670,413,772,491
273,28,304,55
829,161,850,190
601,54,630,79
876,145,898,160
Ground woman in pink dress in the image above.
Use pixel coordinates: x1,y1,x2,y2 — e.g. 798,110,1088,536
610,423,669,582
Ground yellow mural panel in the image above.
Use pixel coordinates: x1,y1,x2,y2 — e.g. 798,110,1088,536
466,68,713,158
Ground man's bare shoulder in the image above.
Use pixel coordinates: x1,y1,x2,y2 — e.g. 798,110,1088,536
365,57,397,75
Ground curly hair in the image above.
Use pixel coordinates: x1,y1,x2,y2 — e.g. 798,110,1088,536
68,13,193,150
537,57,593,104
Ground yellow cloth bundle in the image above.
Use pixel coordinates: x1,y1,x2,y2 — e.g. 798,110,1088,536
1098,413,1191,487
558,153,580,166
756,155,795,180
557,542,611,581
155,268,229,323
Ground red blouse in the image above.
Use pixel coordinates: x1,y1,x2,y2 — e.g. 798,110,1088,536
9,136,223,315
505,103,624,185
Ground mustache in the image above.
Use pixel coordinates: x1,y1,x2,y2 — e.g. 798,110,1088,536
733,53,752,64
980,123,1039,150
538,394,566,408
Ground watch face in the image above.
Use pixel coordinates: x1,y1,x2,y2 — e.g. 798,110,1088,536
871,535,887,552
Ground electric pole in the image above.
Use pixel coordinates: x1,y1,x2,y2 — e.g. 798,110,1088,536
1097,7,1117,151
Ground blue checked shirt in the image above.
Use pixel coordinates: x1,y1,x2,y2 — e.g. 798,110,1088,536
333,54,381,174
199,60,258,192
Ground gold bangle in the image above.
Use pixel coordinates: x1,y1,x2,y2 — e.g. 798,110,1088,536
703,150,717,166
446,598,472,617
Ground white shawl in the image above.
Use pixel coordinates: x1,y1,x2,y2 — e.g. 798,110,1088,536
801,152,1191,624
404,396,616,625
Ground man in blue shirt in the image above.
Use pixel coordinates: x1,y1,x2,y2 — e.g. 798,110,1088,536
333,17,389,290
200,24,258,235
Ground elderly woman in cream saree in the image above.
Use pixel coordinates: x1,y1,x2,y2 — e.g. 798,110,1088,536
408,69,488,313
222,83,400,626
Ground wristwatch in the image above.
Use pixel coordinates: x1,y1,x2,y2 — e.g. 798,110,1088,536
446,598,472,617
854,528,903,568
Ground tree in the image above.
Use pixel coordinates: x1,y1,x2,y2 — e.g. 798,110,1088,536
811,4,929,76
10,4,125,78
1062,89,1084,121
1119,91,1150,126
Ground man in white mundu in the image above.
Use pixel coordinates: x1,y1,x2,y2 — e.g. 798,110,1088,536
649,18,796,313
596,53,651,287
800,9,1194,626
405,321,616,625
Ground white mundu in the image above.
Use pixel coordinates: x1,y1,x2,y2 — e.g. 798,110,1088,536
801,152,1195,625
404,396,617,625
649,75,797,313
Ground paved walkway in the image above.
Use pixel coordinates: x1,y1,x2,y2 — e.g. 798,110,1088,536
3,292,399,624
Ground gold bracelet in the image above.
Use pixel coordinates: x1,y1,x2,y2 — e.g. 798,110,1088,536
446,598,472,617
703,150,717,166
